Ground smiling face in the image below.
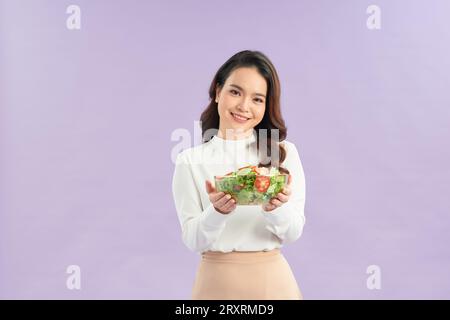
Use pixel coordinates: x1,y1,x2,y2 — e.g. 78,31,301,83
215,67,267,140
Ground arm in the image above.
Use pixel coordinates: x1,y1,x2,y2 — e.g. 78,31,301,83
261,142,306,244
172,152,230,253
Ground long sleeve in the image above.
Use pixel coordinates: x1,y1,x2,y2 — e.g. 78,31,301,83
261,142,306,244
172,151,231,253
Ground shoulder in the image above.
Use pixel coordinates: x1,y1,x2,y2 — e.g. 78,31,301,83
281,139,299,155
280,139,303,164
280,139,305,177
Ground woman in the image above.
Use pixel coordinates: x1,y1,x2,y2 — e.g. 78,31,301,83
172,50,306,300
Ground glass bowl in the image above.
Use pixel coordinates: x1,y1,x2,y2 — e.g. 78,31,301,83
214,173,288,205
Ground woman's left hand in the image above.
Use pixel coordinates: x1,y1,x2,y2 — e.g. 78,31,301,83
262,175,292,212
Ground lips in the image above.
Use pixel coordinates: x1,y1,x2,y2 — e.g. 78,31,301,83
231,112,250,121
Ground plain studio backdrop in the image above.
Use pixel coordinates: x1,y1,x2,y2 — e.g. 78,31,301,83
1,0,449,299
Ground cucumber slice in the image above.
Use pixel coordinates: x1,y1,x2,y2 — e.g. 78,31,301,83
237,167,252,175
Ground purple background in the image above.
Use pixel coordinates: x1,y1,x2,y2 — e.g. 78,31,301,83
1,0,449,299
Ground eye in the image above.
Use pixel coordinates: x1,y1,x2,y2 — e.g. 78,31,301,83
254,98,264,104
230,89,240,96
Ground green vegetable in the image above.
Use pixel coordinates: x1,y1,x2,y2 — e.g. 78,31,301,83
214,165,288,205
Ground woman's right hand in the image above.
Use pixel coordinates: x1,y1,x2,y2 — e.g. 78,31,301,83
205,180,236,214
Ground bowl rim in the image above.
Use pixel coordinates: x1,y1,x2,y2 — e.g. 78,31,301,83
214,173,289,179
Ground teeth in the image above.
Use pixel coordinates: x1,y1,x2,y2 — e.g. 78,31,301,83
232,113,248,121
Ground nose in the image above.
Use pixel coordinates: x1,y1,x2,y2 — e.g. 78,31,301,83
237,97,251,113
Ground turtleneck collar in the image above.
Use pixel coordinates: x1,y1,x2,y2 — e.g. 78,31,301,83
210,130,257,146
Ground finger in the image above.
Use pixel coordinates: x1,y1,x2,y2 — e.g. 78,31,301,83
263,203,276,212
276,192,289,203
217,196,233,211
205,180,216,194
281,185,291,196
287,174,292,185
221,198,236,211
210,191,225,202
215,193,232,208
270,198,283,207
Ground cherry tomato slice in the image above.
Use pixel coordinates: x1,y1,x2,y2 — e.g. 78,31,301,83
254,176,271,193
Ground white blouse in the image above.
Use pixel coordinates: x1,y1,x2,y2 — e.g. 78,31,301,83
171,131,306,254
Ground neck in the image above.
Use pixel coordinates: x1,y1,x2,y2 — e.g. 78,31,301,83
218,128,254,140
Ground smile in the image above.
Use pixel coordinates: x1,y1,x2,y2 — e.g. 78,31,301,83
231,112,250,122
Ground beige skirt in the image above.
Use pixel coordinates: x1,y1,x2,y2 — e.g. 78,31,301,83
191,248,303,300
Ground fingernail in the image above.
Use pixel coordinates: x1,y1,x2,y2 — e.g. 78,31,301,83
226,194,231,199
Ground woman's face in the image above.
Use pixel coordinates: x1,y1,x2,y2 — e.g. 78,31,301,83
215,67,267,139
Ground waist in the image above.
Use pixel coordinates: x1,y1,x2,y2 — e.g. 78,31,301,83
201,248,281,264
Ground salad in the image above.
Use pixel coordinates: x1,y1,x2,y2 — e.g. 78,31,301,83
214,165,288,205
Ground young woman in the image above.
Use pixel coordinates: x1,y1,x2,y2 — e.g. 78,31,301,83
172,50,306,300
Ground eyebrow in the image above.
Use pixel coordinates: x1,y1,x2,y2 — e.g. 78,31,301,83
229,84,266,98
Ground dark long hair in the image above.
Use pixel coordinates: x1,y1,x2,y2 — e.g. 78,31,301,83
200,50,289,174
